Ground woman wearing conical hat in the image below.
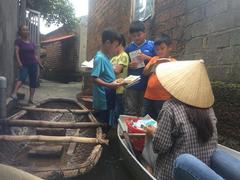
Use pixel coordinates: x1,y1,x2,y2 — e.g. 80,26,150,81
145,60,219,180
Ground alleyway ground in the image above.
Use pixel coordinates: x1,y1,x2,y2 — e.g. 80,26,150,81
18,79,82,103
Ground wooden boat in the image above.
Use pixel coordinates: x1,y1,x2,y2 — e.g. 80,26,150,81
76,92,93,110
117,116,240,180
0,98,106,179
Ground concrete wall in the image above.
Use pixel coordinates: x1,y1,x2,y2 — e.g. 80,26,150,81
87,0,240,83
77,16,88,71
0,0,18,95
182,0,240,83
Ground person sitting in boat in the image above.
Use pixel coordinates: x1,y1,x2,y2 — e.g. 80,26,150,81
145,60,218,180
91,29,124,130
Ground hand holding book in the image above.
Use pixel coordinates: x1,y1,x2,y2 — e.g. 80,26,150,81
115,75,141,88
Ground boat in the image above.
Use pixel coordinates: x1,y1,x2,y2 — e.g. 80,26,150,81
76,92,93,110
0,98,106,179
117,115,240,180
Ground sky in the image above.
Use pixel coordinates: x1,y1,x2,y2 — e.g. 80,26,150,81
40,0,89,34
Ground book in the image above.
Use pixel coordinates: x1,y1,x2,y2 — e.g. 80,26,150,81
129,49,145,69
115,75,141,87
81,58,94,69
150,58,171,73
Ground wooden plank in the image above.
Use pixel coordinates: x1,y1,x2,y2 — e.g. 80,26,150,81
67,129,80,155
1,119,105,129
0,135,109,145
36,128,66,136
28,145,63,158
21,107,91,114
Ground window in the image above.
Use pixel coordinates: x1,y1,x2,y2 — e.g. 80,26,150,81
131,0,155,21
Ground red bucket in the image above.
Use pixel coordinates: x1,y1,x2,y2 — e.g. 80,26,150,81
125,117,145,152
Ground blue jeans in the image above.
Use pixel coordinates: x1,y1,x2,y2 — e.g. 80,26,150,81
142,98,164,120
211,149,240,180
173,154,223,180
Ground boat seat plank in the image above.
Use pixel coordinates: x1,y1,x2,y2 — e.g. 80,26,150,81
28,145,63,158
36,128,66,136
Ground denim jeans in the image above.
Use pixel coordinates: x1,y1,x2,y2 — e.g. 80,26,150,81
211,149,240,180
173,150,240,180
173,154,223,180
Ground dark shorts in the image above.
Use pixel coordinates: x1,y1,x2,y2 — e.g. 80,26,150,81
95,88,116,126
142,98,165,120
18,64,38,88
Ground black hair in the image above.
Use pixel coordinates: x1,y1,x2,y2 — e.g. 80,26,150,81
120,34,126,47
185,105,214,143
102,28,121,44
154,34,172,47
129,20,145,34
18,25,25,36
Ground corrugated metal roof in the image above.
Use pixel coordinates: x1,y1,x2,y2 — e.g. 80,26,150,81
41,34,75,44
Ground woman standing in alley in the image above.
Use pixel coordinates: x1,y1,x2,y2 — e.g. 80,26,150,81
11,25,43,104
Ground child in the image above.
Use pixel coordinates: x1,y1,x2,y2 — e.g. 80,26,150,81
110,34,129,126
91,29,124,128
125,20,155,116
143,34,176,120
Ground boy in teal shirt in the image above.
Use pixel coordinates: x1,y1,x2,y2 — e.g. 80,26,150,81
91,29,124,127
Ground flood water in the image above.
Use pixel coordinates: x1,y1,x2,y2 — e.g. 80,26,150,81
70,129,135,180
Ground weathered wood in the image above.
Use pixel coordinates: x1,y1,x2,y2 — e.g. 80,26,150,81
21,107,91,114
0,135,109,145
36,128,66,136
28,145,63,158
67,129,80,155
2,119,105,128
7,110,27,120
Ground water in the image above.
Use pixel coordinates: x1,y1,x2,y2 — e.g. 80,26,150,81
70,129,135,180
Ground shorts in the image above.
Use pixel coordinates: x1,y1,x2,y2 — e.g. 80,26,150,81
18,63,38,88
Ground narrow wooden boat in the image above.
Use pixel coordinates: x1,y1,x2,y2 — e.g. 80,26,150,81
0,98,106,179
117,116,240,180
76,92,93,110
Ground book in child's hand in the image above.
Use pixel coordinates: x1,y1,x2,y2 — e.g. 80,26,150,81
81,58,94,69
124,75,141,87
115,75,141,87
150,58,172,73
129,49,145,69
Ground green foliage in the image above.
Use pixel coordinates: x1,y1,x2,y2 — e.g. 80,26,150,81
27,0,79,28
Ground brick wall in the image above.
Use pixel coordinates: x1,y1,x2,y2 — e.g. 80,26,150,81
87,0,240,83
87,0,131,60
42,37,79,82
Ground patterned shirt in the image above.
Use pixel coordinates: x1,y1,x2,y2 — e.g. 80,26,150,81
152,99,218,180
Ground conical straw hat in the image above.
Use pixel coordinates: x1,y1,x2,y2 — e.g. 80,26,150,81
155,59,214,108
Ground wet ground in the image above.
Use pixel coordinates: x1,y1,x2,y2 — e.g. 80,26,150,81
17,79,135,180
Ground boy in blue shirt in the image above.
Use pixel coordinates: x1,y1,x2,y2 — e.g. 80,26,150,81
125,20,155,116
91,29,124,127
